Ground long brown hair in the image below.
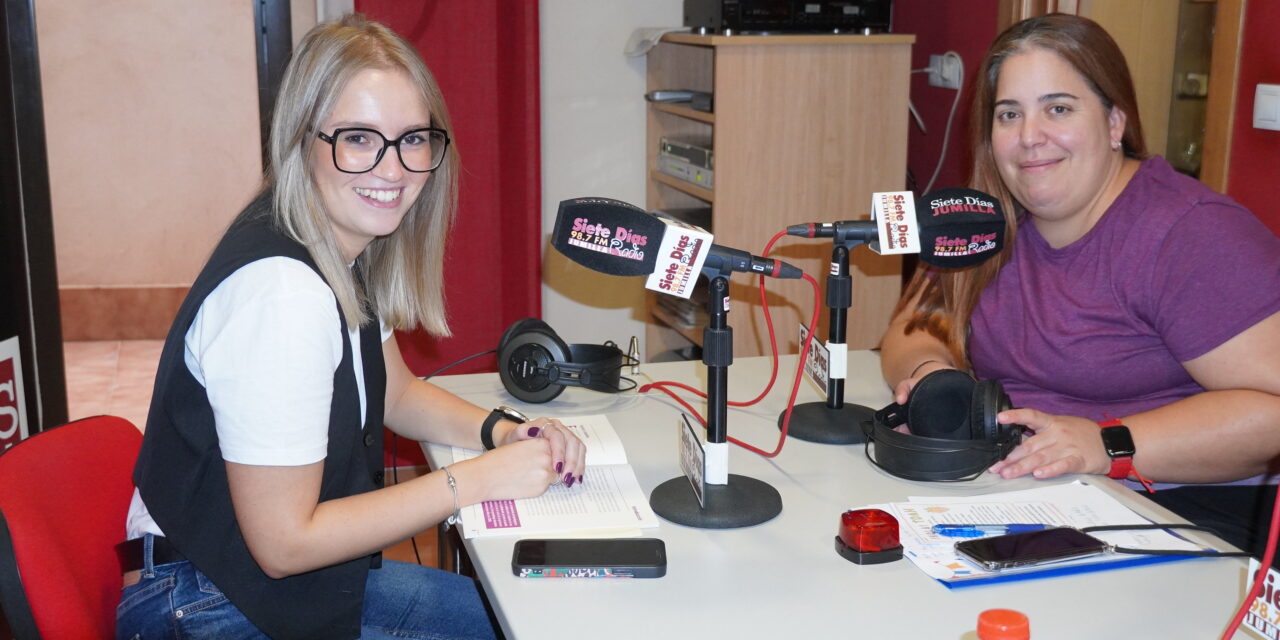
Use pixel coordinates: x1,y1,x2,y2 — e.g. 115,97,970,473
896,13,1148,368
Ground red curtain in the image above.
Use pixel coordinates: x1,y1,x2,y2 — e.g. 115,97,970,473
353,2,543,463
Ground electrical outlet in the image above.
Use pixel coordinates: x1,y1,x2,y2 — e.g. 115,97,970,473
928,54,962,90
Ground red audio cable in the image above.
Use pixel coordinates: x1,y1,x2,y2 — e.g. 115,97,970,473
1221,491,1280,639
639,230,822,458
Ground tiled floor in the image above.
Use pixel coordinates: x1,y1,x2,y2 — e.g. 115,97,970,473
63,340,163,432
62,340,437,566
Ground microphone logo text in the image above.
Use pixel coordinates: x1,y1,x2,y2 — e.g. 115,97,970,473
929,196,997,216
569,217,648,261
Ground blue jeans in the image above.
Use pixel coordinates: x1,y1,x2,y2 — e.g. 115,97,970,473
116,535,497,639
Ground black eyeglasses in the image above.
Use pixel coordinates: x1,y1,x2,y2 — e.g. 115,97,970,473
316,127,450,173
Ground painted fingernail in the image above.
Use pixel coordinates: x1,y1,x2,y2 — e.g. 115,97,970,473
555,461,564,473
527,426,540,437
564,474,575,488
577,475,584,485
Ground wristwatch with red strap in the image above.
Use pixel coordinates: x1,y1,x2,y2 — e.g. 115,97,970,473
1097,418,1155,493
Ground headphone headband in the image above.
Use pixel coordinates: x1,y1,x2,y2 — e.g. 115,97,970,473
862,370,1024,482
497,318,635,403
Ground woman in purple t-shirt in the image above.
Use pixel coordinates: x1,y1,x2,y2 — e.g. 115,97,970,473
880,14,1280,555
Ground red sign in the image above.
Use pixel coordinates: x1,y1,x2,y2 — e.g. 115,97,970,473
0,338,28,451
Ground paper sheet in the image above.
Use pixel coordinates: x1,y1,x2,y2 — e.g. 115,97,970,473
867,481,1209,584
450,414,659,539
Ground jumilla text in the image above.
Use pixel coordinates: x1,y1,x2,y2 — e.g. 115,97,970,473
934,233,998,247
571,217,650,246
930,196,996,216
659,234,701,292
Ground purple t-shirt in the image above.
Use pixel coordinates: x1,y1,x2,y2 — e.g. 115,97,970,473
970,156,1280,423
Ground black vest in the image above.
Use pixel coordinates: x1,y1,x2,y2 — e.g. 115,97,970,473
134,193,386,640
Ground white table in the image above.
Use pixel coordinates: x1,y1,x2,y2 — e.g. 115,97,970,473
424,352,1252,639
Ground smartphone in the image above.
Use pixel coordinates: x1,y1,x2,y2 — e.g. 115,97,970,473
511,538,667,578
954,527,1110,571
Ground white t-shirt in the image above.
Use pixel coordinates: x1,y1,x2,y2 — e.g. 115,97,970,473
127,257,391,539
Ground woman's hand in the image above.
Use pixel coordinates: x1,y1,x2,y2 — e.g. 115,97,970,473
510,417,587,487
987,408,1111,479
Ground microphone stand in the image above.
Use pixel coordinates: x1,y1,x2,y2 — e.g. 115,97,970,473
777,237,877,443
650,270,782,528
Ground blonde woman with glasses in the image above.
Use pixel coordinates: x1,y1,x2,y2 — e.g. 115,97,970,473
118,15,584,640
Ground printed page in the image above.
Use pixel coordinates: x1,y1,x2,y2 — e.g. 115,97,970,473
456,463,658,539
449,414,658,539
866,481,1208,584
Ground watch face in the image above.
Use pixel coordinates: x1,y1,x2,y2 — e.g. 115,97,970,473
498,406,529,424
1100,426,1136,458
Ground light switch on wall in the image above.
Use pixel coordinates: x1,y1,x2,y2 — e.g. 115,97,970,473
1255,83,1280,131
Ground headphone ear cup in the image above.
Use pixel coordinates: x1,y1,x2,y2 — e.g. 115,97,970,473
970,379,1006,441
498,318,548,356
497,318,572,403
907,369,977,440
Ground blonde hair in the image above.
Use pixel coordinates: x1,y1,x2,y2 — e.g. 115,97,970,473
265,13,458,335
898,14,1147,368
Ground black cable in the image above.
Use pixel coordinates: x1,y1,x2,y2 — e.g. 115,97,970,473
1079,524,1255,558
1110,546,1252,558
421,349,498,381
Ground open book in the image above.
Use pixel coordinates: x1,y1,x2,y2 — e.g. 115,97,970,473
865,481,1217,588
450,414,659,539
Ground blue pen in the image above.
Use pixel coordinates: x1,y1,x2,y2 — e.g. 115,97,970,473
931,524,1050,538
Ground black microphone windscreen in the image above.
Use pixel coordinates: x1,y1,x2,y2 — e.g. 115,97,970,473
551,197,666,277
915,188,1006,268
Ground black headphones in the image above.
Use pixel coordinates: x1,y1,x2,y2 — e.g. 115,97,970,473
860,369,1026,481
497,318,636,403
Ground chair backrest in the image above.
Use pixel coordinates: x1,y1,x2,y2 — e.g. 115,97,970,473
0,415,142,640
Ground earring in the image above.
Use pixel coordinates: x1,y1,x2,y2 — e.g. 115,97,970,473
1111,139,1121,151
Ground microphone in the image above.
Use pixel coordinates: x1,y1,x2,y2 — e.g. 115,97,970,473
786,220,877,245
787,187,1006,268
551,197,802,298
703,245,803,280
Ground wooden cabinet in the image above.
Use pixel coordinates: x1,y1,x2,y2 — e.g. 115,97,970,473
644,33,914,360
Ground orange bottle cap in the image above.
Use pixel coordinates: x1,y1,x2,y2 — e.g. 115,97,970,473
978,608,1030,639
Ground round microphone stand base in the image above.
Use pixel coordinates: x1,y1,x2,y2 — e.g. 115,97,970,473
650,474,781,529
778,401,876,444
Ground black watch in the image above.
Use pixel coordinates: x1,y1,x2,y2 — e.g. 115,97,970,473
481,406,528,450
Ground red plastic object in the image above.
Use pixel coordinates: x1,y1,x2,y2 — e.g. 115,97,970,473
977,609,1031,640
834,508,903,564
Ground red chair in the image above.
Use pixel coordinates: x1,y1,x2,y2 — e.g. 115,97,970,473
0,415,142,639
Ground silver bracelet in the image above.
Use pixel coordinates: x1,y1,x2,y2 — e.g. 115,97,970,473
443,465,461,528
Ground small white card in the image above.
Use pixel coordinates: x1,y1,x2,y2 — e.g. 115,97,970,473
799,323,829,397
645,216,713,299
868,191,921,255
1245,558,1280,639
678,414,706,507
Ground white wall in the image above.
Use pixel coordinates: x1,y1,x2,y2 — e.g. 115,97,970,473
538,0,683,356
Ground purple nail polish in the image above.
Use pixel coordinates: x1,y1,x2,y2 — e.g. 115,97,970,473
527,426,540,437
564,474,575,488
555,461,564,473
577,475,584,485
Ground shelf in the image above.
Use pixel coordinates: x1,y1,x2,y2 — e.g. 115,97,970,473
652,102,715,124
650,170,714,202
650,300,704,346
644,35,909,360
662,33,915,47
